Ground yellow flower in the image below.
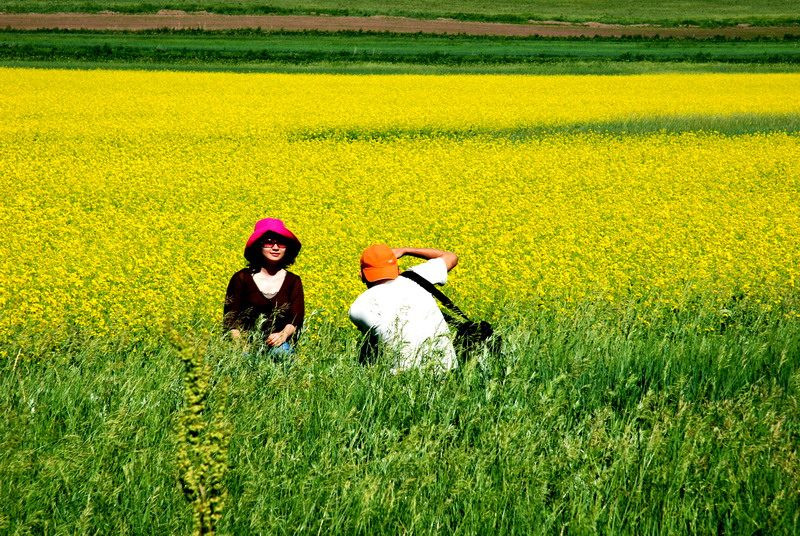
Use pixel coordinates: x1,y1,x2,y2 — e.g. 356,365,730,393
1,68,798,338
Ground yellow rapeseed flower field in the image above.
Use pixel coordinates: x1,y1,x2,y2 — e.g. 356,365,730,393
1,68,798,341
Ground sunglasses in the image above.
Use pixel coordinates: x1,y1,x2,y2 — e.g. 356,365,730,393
261,237,288,249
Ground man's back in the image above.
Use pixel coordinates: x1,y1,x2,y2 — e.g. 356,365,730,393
349,258,456,372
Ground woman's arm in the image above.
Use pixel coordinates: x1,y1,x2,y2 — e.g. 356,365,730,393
223,272,245,336
288,275,305,332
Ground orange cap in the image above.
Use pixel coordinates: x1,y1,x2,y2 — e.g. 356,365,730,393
360,244,399,282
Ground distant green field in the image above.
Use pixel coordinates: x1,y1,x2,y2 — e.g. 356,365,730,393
2,1,800,26
7,58,800,75
2,30,799,72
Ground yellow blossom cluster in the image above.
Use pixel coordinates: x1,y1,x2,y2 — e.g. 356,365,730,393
1,68,798,340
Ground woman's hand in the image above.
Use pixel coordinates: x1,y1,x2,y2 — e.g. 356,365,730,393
266,331,288,347
266,324,296,347
229,329,250,350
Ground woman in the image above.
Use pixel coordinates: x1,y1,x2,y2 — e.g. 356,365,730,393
223,218,304,354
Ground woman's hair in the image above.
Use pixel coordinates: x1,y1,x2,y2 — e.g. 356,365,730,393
244,232,300,271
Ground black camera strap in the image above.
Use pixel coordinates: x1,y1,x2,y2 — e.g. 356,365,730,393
399,270,472,323
400,270,500,358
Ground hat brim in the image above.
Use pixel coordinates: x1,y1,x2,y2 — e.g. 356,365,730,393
246,230,301,252
362,265,399,283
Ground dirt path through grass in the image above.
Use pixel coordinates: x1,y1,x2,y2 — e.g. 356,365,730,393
1,11,798,38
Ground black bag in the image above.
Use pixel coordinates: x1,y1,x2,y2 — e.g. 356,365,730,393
400,271,501,358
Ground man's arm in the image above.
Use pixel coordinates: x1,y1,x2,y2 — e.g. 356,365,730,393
391,247,458,272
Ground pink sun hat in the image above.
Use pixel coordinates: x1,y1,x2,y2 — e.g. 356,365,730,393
245,218,301,253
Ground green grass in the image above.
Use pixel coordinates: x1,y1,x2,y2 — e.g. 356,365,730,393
2,302,799,533
5,58,800,75
1,30,799,72
291,113,800,139
2,1,800,26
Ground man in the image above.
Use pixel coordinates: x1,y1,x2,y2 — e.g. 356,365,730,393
348,244,459,372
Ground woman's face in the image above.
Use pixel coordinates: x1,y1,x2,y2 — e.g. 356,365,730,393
261,236,287,264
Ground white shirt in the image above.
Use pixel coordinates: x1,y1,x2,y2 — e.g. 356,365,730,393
348,258,456,372
252,269,286,299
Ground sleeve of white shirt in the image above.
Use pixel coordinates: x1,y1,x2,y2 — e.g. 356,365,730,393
408,257,448,286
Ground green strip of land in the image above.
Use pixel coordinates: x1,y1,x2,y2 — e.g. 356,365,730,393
2,1,800,26
7,59,800,75
289,114,800,140
1,30,799,72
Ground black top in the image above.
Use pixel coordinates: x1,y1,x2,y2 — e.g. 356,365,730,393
223,269,305,339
